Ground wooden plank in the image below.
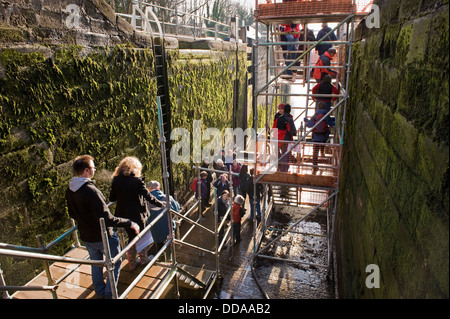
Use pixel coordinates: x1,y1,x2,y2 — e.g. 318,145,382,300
12,276,56,299
258,171,337,188
12,247,171,299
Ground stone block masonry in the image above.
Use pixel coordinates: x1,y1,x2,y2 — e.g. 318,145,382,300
336,0,448,298
0,0,248,287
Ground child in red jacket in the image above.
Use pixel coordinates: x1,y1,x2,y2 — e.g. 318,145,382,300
232,195,245,243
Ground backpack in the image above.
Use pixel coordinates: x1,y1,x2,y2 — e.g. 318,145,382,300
314,114,328,133
190,178,198,192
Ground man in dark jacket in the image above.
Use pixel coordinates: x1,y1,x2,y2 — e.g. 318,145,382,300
315,23,337,56
66,155,140,299
201,157,213,206
247,168,263,220
312,74,339,111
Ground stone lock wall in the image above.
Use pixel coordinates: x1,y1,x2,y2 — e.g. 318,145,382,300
336,0,449,298
0,0,247,286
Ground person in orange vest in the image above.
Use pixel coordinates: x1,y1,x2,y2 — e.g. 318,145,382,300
313,48,337,83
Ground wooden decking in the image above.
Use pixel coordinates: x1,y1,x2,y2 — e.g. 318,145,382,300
257,169,338,188
255,0,357,24
12,247,170,299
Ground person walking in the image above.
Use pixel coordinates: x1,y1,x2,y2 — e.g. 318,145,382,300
247,168,263,222
146,181,180,259
109,156,165,270
232,195,245,244
304,102,336,172
66,155,140,299
313,48,338,83
275,104,297,172
217,190,230,244
312,74,339,112
315,23,337,56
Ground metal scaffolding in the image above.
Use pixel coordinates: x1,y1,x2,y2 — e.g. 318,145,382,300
248,0,371,299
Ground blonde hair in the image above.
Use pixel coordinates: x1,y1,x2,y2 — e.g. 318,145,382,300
113,156,143,177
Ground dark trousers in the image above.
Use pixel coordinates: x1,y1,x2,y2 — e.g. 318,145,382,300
313,144,326,167
233,222,241,242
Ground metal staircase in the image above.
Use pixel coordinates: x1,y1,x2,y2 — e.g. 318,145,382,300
247,0,373,299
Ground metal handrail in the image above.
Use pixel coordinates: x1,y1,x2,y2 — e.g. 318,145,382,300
117,0,231,40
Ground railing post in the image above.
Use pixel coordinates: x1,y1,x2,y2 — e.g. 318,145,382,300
36,234,58,299
99,218,118,299
0,264,11,299
175,6,179,35
214,189,220,276
71,219,81,248
197,168,202,219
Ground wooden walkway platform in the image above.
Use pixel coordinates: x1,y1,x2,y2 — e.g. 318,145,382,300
12,247,170,299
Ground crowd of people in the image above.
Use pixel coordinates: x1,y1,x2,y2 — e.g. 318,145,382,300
279,22,339,83
63,23,340,300
66,155,178,299
277,22,338,173
194,150,264,246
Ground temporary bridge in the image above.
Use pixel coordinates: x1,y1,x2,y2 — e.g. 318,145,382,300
244,0,372,298
0,0,373,299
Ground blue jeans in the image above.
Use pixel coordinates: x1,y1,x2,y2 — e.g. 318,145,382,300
249,198,261,219
84,233,122,298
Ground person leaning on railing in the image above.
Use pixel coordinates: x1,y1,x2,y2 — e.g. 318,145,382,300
109,156,165,270
66,155,140,299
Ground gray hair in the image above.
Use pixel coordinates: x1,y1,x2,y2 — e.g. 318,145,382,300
147,180,160,190
234,194,245,206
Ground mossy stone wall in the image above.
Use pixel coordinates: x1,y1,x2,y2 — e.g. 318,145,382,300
336,0,449,298
0,1,247,287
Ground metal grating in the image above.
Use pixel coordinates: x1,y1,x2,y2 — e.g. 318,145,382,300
255,0,373,20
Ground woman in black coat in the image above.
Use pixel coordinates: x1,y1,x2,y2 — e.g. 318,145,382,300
109,156,164,269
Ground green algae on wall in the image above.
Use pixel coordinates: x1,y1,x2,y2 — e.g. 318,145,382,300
0,41,249,288
167,47,248,190
336,0,449,298
0,44,161,285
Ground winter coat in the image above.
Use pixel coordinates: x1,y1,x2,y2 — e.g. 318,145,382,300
217,196,230,218
66,178,133,243
109,174,164,229
305,109,336,142
213,178,231,197
147,189,179,243
246,176,263,200
273,113,297,141
231,164,241,188
315,27,337,56
232,202,244,224
313,51,337,82
195,178,208,200
312,82,339,103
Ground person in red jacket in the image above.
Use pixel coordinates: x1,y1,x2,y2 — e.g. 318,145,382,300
273,104,296,172
312,74,339,112
313,48,337,83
